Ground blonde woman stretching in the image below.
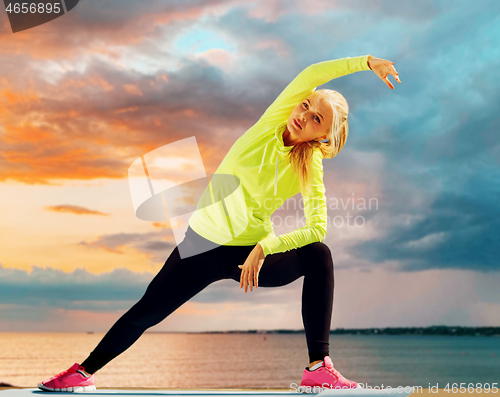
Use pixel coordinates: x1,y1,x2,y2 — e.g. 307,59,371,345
38,54,400,392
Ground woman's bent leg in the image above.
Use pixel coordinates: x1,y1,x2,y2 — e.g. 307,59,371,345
81,227,228,374
296,242,334,363
228,242,334,363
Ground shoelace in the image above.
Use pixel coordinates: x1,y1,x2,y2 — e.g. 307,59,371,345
46,367,72,382
324,364,343,382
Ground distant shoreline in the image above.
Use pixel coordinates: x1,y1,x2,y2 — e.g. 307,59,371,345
142,326,500,337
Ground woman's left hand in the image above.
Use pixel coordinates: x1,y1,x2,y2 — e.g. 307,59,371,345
367,55,402,89
239,243,266,293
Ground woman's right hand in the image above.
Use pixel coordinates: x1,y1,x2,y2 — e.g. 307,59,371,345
367,55,401,89
238,243,265,293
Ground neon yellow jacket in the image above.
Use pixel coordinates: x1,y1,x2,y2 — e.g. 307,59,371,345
188,55,371,257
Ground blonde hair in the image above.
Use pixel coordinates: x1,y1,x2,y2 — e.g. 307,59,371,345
287,89,349,196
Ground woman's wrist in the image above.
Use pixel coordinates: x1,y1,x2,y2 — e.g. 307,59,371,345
256,242,265,256
367,55,373,70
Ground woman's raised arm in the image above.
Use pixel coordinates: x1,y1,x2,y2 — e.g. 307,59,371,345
257,54,401,124
258,55,371,123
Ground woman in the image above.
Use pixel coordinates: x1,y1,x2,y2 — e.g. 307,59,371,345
38,54,400,392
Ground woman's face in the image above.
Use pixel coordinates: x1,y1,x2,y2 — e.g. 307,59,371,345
285,93,333,146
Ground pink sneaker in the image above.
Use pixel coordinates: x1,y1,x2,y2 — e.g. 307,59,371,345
300,356,361,391
38,363,96,392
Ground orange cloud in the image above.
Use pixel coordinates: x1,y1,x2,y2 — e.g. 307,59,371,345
0,71,248,186
57,75,114,92
124,84,143,96
152,222,169,229
1,87,40,107
44,204,110,216
114,106,140,114
3,121,55,143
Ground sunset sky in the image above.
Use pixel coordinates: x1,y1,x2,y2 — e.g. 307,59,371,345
0,0,499,332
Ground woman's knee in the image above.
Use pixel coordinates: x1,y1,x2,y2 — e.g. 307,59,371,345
311,241,331,254
301,242,334,272
126,300,168,330
306,241,332,258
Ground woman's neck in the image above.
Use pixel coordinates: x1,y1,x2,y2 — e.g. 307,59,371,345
282,128,297,147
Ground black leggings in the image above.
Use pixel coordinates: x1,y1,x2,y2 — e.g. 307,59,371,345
80,226,334,374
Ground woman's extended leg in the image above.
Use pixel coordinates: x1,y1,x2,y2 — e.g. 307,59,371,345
227,241,334,364
80,227,231,374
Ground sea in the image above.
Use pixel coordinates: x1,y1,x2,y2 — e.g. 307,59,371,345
0,333,498,390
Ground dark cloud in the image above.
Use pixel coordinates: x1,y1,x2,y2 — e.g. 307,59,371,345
336,0,440,21
0,265,151,309
0,264,301,312
79,231,175,255
141,240,174,251
351,190,500,272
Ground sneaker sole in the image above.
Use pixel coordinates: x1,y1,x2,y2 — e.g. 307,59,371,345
38,382,97,392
